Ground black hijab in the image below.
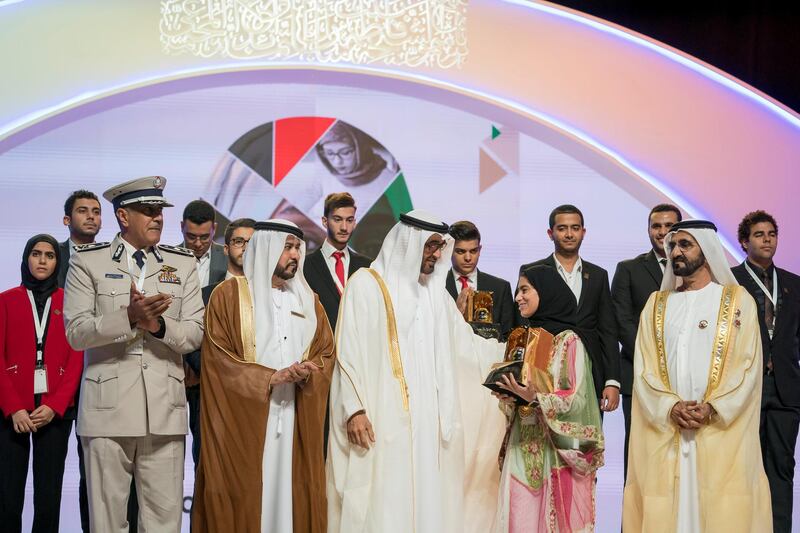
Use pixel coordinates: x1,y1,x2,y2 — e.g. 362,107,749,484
520,265,580,339
21,234,61,313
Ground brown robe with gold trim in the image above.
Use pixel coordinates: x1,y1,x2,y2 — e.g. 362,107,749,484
192,277,335,533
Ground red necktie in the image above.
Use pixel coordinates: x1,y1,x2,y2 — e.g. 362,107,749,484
333,251,346,293
458,275,469,290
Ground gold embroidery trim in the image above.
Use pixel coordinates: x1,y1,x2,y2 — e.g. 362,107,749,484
704,285,738,399
366,268,409,411
203,279,259,367
653,290,671,390
235,276,257,363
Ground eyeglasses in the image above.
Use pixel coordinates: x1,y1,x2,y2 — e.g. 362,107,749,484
229,237,250,249
323,147,355,160
424,240,447,253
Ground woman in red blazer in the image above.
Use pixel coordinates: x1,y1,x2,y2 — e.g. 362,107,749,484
0,234,83,533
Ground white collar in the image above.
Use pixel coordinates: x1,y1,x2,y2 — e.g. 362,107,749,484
555,255,582,275
321,239,349,259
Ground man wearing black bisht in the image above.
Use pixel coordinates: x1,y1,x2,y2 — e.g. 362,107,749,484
732,210,800,533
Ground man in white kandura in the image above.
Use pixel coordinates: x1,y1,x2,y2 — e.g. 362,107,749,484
623,220,772,533
192,220,334,532
327,210,506,533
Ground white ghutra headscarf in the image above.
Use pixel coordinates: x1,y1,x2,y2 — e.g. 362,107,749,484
660,219,738,291
370,209,462,441
243,219,317,368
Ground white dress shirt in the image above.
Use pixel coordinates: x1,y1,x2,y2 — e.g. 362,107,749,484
657,254,668,272
120,236,148,355
195,249,211,288
554,256,583,303
321,239,351,292
451,268,477,292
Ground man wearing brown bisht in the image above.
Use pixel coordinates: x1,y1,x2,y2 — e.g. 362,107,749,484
192,219,335,533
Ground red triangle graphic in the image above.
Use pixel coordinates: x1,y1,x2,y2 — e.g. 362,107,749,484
273,117,336,187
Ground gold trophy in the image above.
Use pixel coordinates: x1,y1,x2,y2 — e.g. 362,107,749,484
465,290,502,339
483,326,554,404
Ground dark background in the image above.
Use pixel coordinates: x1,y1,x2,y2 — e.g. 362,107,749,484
552,1,800,113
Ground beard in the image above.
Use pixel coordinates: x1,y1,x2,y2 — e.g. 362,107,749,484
672,252,706,277
273,261,298,280
75,226,99,239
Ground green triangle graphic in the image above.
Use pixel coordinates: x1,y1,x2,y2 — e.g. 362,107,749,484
491,125,501,140
384,172,413,218
348,172,414,258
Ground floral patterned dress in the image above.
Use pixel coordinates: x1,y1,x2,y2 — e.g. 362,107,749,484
494,330,604,533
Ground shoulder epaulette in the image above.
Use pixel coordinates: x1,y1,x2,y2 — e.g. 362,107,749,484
75,242,111,253
157,244,194,257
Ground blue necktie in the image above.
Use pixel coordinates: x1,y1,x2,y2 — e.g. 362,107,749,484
132,250,145,271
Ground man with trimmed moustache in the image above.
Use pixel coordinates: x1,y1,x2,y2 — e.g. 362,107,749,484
624,220,771,532
63,176,204,532
328,210,505,533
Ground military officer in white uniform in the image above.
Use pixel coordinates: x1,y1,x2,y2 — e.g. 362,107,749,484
63,176,204,532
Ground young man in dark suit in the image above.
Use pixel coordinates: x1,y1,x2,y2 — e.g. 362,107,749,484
303,193,370,455
445,220,516,341
520,204,620,413
180,199,228,289
58,190,102,288
611,203,682,480
732,210,800,533
303,192,371,332
58,189,111,533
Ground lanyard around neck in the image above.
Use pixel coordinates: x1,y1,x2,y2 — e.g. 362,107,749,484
26,289,52,364
744,262,778,308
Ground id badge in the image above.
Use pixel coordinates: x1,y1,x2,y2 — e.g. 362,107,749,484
34,365,49,394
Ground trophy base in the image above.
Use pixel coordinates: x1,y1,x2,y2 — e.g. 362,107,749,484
470,322,502,340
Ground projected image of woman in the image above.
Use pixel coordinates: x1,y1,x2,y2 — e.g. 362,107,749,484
203,118,403,250
316,121,393,186
306,121,399,220
492,265,604,533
